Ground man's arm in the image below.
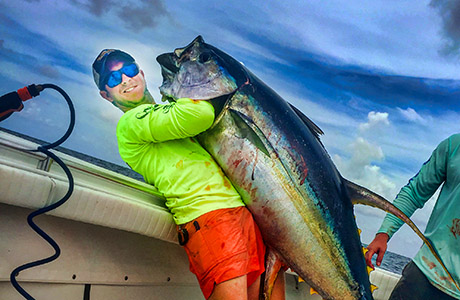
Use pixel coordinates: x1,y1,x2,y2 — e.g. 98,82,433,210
378,138,448,238
117,98,215,144
365,137,449,268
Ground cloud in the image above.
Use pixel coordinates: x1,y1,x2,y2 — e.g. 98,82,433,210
359,111,390,132
331,110,401,201
99,106,123,122
350,137,385,166
333,137,397,200
430,0,460,56
72,0,170,32
397,107,426,124
118,0,169,31
21,100,42,118
75,0,111,16
37,65,61,79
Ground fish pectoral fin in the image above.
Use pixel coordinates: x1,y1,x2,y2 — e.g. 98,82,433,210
261,248,285,300
229,109,271,157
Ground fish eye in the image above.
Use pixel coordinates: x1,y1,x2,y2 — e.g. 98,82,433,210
199,52,211,63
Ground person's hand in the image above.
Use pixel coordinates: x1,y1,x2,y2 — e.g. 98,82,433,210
365,233,389,270
162,95,177,103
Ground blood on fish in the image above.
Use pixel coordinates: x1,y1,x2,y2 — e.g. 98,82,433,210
232,159,243,168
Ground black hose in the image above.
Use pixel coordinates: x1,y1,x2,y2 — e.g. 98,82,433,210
9,84,75,300
32,83,76,150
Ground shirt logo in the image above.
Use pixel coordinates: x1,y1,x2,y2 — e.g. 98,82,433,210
136,105,155,119
135,103,175,119
161,103,175,114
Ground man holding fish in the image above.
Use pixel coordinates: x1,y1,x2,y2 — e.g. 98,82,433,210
91,49,286,300
92,37,459,300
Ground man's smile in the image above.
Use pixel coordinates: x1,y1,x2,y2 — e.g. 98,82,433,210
123,85,137,93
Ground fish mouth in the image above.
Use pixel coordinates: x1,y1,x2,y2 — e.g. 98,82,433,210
157,51,238,101
156,36,220,88
156,53,179,75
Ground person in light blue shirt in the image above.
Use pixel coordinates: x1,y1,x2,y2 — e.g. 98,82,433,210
365,134,460,300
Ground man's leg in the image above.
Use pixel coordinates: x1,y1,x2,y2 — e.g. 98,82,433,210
209,275,248,300
210,269,285,300
247,274,260,300
182,207,268,300
271,270,286,300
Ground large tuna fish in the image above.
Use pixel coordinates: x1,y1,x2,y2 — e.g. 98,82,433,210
156,36,456,300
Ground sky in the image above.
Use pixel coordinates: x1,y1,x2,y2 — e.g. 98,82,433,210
0,0,459,258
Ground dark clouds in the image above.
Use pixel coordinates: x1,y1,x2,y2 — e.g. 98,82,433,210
217,26,460,115
37,65,61,79
0,40,60,80
0,12,89,84
76,0,109,16
430,0,460,56
118,0,169,31
72,0,169,32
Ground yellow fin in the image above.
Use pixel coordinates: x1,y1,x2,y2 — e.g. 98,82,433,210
361,247,374,275
310,287,319,295
367,265,373,275
361,245,378,292
298,276,305,283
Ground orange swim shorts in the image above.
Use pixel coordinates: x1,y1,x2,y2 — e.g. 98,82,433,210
179,206,266,299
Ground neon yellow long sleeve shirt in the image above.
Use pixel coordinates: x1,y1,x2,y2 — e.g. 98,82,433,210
378,134,460,298
116,98,244,225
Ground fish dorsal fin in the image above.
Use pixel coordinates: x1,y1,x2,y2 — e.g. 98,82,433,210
345,178,460,291
289,103,324,139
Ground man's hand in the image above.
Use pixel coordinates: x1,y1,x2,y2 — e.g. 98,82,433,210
162,95,177,103
365,233,389,270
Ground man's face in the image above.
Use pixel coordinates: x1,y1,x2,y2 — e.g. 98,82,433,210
101,60,147,110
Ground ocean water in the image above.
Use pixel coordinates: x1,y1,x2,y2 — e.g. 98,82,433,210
1,127,412,275
364,244,411,275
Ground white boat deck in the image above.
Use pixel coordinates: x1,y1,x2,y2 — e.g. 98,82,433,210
0,130,400,299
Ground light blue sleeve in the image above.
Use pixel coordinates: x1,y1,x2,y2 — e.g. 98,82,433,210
377,138,449,239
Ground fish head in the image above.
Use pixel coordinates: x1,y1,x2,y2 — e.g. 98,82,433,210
156,36,247,103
